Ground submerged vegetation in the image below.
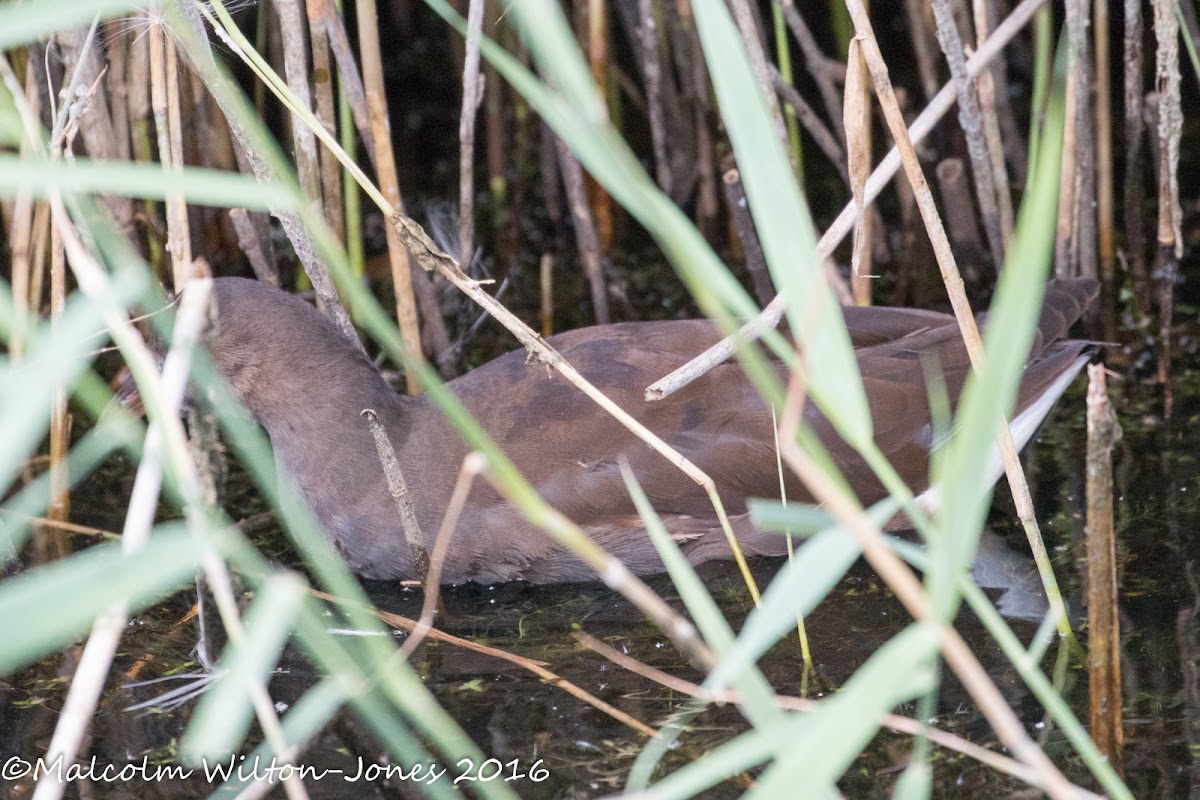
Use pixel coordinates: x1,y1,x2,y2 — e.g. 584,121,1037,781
0,0,1192,797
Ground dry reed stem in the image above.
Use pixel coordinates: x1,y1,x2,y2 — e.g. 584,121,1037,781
973,0,1018,243
185,0,361,348
903,0,941,102
396,452,482,659
555,138,611,324
645,0,1048,402
457,0,484,266
636,0,672,194
46,192,70,565
1068,0,1098,280
1153,0,1182,416
779,0,845,141
228,207,278,283
844,0,1072,638
936,157,986,269
362,408,430,585
149,23,189,290
317,1,377,168
303,0,345,241
1093,0,1115,325
1055,68,1079,276
722,168,774,307
770,65,847,179
930,0,1006,267
276,0,322,204
356,0,426,393
772,369,1082,800
1084,364,1123,773
164,36,193,280
574,631,1101,797
844,37,872,304
1123,0,1149,318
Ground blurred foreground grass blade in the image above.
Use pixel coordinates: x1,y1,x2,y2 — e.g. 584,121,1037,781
0,269,146,497
0,157,295,210
182,573,307,763
704,501,901,690
929,52,1068,621
742,623,939,798
0,524,217,675
688,0,870,448
642,624,939,799
620,465,783,727
0,0,137,50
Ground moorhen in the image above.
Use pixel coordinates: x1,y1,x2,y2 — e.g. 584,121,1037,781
203,277,1097,584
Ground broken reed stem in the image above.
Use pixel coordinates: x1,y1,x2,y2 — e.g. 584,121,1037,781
842,0,1073,640
1123,0,1150,319
304,0,345,242
397,452,483,659
362,409,430,588
722,168,774,307
1084,364,1123,775
457,0,484,267
391,213,763,607
540,252,554,337
165,37,193,278
1153,0,1183,417
573,631,1097,797
1094,0,1115,304
555,138,611,324
645,0,1050,403
845,36,872,305
930,0,1006,268
936,157,986,271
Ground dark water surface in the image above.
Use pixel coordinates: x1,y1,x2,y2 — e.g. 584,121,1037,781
4,333,1200,799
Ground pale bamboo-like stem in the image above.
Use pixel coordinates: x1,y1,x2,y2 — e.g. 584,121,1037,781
645,0,1048,402
842,0,1072,639
1055,68,1079,275
458,0,484,265
7,55,39,363
356,0,425,393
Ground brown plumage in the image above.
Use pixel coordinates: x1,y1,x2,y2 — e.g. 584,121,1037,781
205,277,1097,584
